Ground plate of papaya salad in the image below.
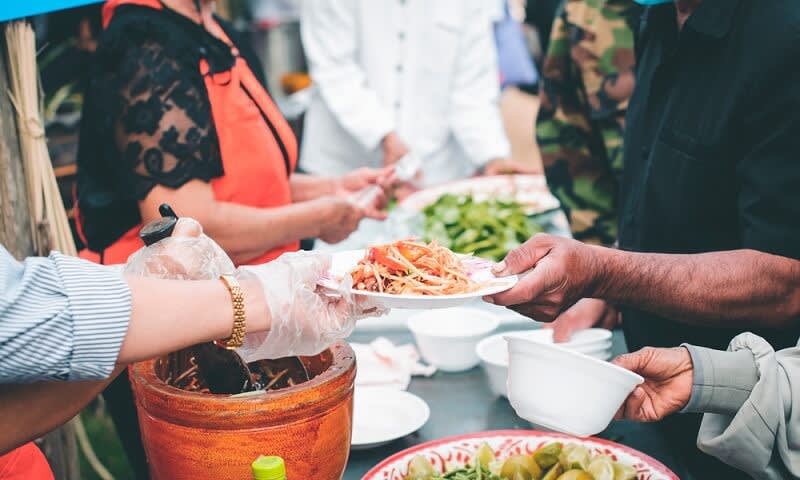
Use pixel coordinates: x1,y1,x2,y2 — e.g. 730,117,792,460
324,240,518,309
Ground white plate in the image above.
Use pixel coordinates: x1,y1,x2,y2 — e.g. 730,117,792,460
328,250,518,309
351,388,430,450
400,175,561,215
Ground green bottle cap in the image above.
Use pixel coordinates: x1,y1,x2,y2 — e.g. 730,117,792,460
251,455,286,480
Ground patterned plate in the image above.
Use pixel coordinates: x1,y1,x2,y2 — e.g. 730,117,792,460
362,430,678,480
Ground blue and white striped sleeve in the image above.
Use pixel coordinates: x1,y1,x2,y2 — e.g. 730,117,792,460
0,246,131,383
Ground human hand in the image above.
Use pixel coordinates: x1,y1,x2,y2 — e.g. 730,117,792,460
315,196,366,244
338,167,393,193
382,132,409,167
236,251,386,360
544,298,619,342
337,167,392,219
483,158,541,176
124,218,234,280
612,347,694,422
485,234,602,322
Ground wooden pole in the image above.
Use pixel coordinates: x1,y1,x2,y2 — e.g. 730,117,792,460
0,24,81,480
0,25,32,258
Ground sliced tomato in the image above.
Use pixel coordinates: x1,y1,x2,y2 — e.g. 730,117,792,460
397,242,427,262
369,247,407,272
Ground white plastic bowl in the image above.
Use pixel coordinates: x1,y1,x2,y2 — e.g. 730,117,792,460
505,336,643,437
408,308,500,372
476,330,613,397
520,328,612,348
475,332,513,397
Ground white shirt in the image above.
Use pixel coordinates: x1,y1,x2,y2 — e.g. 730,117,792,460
299,0,511,186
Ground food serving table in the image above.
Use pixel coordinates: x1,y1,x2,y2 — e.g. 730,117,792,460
313,194,688,479
342,327,688,480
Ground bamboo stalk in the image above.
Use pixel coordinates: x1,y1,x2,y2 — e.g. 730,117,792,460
4,21,76,257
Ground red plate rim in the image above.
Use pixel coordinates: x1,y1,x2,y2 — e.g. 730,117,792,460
361,429,679,480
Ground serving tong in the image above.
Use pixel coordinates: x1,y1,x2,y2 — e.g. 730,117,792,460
353,151,423,209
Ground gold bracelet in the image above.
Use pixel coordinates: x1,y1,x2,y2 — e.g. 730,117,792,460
215,274,246,350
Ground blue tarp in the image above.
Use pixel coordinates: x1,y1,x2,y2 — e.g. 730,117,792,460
0,1,103,23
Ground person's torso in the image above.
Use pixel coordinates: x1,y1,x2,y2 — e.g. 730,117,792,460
620,0,799,258
78,0,298,265
301,0,485,184
537,0,642,245
619,3,800,475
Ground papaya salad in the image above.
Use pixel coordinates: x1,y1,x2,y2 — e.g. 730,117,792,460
350,240,481,296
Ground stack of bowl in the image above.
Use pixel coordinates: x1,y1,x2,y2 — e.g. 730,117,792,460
519,329,613,360
476,328,613,397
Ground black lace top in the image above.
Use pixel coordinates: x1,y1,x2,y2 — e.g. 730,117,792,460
76,4,268,252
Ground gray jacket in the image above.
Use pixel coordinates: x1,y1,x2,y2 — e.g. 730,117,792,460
684,333,800,479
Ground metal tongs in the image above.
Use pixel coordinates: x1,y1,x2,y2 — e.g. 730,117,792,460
353,151,423,209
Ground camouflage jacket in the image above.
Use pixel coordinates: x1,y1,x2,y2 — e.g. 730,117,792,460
536,0,642,245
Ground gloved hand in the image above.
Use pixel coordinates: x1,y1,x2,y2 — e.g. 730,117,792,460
236,251,386,361
124,218,234,280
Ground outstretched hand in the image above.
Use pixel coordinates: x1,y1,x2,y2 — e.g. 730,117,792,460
612,347,694,422
485,234,600,322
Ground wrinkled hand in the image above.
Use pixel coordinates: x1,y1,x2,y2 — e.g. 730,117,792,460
544,298,619,343
338,167,392,219
612,347,694,422
483,158,541,176
382,132,409,167
315,196,367,244
124,218,234,280
486,234,600,322
236,251,386,361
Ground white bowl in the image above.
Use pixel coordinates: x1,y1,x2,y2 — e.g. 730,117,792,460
583,350,613,362
506,336,643,437
580,345,611,357
476,332,511,397
475,330,613,397
408,308,500,372
520,328,612,349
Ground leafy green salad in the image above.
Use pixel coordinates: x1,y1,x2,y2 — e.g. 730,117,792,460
422,194,544,261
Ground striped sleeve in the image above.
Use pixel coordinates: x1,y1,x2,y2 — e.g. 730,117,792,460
0,247,131,383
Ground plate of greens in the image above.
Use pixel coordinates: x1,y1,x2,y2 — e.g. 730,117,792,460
362,430,678,480
400,175,560,216
398,176,560,261
418,194,546,262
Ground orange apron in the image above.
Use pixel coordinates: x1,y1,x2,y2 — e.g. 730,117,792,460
79,0,299,266
0,443,54,480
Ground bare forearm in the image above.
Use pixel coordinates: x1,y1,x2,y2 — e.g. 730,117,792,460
0,368,122,455
290,173,338,202
199,201,327,263
141,183,330,264
593,248,800,328
118,275,269,364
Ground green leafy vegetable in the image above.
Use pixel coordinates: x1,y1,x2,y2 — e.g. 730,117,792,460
422,194,544,261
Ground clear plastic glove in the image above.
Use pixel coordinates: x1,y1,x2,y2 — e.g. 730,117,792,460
124,218,234,280
237,251,387,361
